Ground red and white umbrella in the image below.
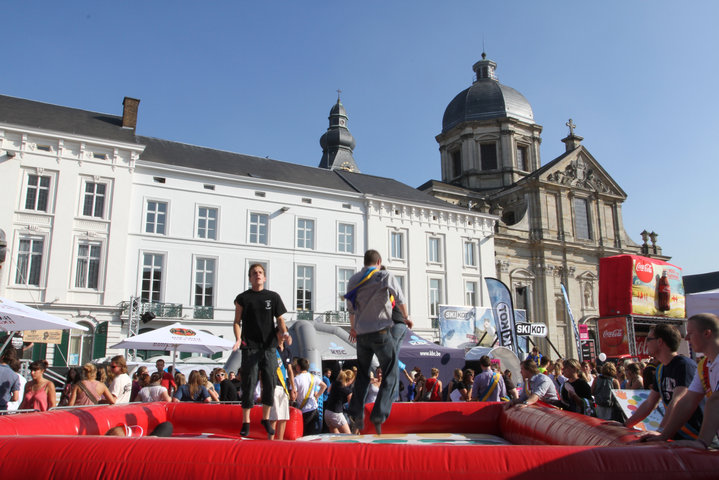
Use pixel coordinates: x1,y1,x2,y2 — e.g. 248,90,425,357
110,322,234,370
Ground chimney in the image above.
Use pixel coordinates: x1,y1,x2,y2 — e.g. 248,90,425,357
122,97,140,129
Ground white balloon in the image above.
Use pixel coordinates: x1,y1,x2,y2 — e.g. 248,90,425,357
598,352,607,362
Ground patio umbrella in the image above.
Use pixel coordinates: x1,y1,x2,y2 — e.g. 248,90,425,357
110,322,234,372
0,297,89,332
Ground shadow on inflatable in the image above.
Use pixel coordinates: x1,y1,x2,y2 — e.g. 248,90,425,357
0,401,716,479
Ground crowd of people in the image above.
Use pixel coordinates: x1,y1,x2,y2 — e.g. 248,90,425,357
1,246,717,451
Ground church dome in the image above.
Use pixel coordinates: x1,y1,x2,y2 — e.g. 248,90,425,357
442,54,534,133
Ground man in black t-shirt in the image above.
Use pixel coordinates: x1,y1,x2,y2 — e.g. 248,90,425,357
233,263,291,438
624,324,702,440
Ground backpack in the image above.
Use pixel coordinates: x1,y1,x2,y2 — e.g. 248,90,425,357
594,375,613,407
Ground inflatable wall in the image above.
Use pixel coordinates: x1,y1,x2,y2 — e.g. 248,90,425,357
0,401,717,479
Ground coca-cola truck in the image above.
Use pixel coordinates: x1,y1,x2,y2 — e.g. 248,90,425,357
597,315,687,360
598,255,689,360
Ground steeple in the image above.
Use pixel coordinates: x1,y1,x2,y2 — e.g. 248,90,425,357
318,91,359,172
472,52,498,81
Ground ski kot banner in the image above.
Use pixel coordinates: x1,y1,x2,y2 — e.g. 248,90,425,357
484,278,519,355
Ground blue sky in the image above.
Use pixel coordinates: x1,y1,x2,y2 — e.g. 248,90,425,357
4,1,718,276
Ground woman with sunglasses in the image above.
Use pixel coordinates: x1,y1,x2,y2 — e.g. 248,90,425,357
19,360,56,412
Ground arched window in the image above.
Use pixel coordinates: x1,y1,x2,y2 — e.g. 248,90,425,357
67,322,94,366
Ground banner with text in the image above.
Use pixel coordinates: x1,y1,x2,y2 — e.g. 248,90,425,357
485,278,519,356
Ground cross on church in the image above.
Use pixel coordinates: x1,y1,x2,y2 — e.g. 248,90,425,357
566,118,576,136
337,89,342,101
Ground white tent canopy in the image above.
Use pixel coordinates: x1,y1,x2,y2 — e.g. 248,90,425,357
110,322,234,372
0,297,88,332
686,289,719,318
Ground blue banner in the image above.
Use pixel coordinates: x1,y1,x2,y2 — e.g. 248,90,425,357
560,283,583,362
484,278,519,355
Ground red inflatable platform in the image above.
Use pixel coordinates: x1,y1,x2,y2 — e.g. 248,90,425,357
0,401,716,479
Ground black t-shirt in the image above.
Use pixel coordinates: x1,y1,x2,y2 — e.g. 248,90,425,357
561,378,593,413
235,289,287,349
219,379,238,402
652,355,703,437
325,381,352,413
276,347,293,388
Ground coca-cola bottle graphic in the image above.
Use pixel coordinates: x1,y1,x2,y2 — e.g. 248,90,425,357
658,270,671,312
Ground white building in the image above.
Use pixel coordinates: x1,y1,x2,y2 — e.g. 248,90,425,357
0,94,496,367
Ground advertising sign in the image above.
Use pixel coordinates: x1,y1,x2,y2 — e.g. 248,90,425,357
578,324,589,341
631,258,685,318
23,329,63,344
439,305,477,349
515,323,548,337
485,278,519,355
581,338,596,364
597,317,630,357
599,255,685,318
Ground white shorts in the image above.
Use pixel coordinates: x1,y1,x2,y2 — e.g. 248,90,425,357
269,385,290,421
324,410,347,429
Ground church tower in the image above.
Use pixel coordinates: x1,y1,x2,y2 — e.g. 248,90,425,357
436,53,542,191
318,93,360,173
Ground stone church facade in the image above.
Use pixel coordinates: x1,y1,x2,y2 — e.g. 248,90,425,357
420,54,668,358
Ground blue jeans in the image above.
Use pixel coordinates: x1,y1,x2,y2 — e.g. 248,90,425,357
390,322,408,402
348,327,398,426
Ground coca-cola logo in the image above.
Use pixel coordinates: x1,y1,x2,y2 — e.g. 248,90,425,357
603,329,623,338
634,258,654,284
599,318,626,348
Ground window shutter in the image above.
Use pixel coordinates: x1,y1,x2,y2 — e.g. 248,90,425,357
93,321,108,359
53,330,69,367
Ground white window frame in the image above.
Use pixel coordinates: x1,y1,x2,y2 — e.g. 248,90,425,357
248,212,269,245
337,267,354,311
393,273,408,302
73,239,104,290
23,171,53,213
193,256,217,307
389,230,406,261
144,199,169,235
14,235,46,287
463,240,477,267
296,218,315,250
465,280,478,306
196,205,219,240
81,179,110,219
67,322,94,366
140,252,165,303
427,235,443,265
296,264,315,312
337,222,355,254
428,277,443,318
